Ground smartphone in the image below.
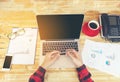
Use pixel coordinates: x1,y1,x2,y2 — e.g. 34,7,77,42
2,55,13,71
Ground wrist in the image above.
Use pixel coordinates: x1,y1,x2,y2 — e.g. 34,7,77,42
76,64,86,71
75,62,83,68
41,63,48,70
76,64,83,68
39,66,46,72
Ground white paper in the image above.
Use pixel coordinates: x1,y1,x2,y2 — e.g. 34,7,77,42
82,39,120,77
7,28,38,64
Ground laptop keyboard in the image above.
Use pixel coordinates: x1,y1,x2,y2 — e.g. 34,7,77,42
43,41,78,55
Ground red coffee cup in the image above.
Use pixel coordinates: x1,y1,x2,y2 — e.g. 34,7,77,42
82,20,101,37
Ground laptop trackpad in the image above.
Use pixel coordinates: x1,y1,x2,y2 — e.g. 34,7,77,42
49,55,76,68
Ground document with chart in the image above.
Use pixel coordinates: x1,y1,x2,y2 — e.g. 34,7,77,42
82,39,120,77
7,28,38,64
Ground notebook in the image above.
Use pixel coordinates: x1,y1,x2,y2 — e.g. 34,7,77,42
36,14,84,68
7,28,38,64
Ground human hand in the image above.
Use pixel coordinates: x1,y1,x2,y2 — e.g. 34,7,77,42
66,49,83,68
41,51,60,69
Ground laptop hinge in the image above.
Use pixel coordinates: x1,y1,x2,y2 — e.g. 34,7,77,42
41,39,79,41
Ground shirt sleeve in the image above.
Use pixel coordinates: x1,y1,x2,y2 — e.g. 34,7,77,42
29,66,46,82
76,64,94,82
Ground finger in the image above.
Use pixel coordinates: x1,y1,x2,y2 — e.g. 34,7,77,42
47,51,59,57
66,49,76,57
71,49,80,57
67,49,81,61
51,51,60,59
51,53,60,62
54,53,60,59
50,50,60,55
66,51,76,60
66,49,72,55
72,49,78,54
67,52,74,59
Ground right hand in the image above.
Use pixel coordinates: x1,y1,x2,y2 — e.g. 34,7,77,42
66,49,83,68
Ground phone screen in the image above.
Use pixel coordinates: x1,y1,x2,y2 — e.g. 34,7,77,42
3,56,12,69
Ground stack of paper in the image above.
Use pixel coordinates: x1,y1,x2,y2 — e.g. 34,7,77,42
7,28,38,64
82,39,120,77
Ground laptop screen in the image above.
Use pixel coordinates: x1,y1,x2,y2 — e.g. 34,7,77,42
36,14,84,40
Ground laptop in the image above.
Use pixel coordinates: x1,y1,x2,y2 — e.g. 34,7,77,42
36,14,84,68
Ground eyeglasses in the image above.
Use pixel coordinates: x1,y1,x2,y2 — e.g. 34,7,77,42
8,28,25,40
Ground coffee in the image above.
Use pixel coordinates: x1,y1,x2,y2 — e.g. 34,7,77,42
89,22,97,29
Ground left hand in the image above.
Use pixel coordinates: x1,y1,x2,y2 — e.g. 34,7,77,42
41,51,60,69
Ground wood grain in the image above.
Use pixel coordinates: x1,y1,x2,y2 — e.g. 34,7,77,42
0,0,120,82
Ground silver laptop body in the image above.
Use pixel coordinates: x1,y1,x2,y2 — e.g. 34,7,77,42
36,14,84,68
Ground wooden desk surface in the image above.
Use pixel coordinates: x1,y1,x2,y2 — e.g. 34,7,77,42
0,15,120,82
